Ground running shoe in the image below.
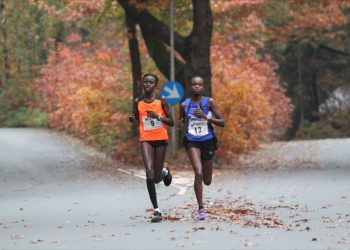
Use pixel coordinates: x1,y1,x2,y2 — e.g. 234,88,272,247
161,167,168,179
162,166,172,186
196,208,206,220
151,211,162,223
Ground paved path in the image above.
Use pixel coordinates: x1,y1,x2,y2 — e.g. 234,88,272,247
0,128,350,249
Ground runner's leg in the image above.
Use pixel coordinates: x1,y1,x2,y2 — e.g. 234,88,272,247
141,142,154,179
153,145,167,183
186,147,204,209
201,159,213,186
141,142,158,209
202,139,214,185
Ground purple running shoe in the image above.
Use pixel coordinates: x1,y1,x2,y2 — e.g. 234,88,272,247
196,208,206,220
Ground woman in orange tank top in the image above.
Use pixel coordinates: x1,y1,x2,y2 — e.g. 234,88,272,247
129,73,174,223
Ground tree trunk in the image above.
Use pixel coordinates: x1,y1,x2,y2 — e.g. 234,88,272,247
298,44,304,132
184,0,213,97
310,71,319,122
126,15,142,136
117,0,213,98
0,0,10,87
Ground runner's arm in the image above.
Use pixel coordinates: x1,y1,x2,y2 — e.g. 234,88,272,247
129,98,140,123
159,96,174,127
208,98,225,127
178,101,186,129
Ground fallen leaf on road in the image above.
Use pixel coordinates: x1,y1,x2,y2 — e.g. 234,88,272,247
52,240,64,245
11,234,24,240
30,239,44,244
192,227,205,232
211,225,223,231
244,242,257,247
193,240,205,245
93,235,102,241
163,214,183,221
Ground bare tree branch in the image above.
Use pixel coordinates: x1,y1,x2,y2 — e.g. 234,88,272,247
319,44,350,57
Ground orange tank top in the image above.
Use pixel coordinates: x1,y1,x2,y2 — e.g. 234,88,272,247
138,96,168,141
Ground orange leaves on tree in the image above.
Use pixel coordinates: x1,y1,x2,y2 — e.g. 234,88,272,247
95,49,113,63
32,0,114,22
211,0,265,13
234,12,267,47
61,0,108,21
209,1,349,155
67,32,81,43
212,0,349,47
212,35,292,155
36,39,131,151
268,1,350,45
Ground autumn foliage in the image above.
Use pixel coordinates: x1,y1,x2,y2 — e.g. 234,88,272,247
37,34,132,152
267,0,350,45
212,37,292,155
211,3,293,155
33,0,108,21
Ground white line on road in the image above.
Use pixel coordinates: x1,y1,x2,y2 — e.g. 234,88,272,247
178,186,188,195
117,168,189,195
117,168,146,179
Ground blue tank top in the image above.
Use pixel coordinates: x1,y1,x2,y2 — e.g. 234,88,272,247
184,96,215,141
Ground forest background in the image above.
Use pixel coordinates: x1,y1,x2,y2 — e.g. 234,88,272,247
1,0,350,165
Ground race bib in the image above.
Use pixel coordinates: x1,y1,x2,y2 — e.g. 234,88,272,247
188,118,208,136
142,116,162,130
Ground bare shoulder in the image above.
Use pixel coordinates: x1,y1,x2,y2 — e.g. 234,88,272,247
179,100,185,108
160,95,169,105
208,97,216,107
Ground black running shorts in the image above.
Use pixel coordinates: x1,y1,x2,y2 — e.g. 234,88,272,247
183,136,217,160
143,140,168,148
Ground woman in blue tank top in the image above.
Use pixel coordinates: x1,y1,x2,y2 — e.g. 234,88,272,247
178,76,225,220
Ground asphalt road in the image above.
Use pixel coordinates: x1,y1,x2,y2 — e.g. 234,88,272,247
0,128,349,249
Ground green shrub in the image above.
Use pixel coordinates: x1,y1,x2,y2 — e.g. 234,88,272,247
296,109,350,139
3,108,48,127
